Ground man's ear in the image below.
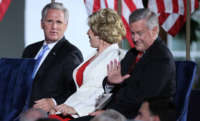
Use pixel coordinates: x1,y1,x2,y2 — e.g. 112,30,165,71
64,22,67,31
41,21,44,29
152,26,159,39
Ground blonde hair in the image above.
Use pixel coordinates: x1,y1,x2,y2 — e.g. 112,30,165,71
88,8,126,44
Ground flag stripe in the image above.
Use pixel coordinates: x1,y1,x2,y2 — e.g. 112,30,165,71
106,0,114,9
124,0,136,12
158,13,170,25
100,0,106,8
168,16,185,36
0,0,11,21
148,0,158,13
122,0,132,23
84,0,94,15
84,0,144,47
162,14,180,31
133,0,144,8
172,0,179,13
178,0,184,15
93,0,101,12
114,0,118,11
156,0,165,13
164,0,172,13
104,0,108,8
194,0,199,11
121,16,134,47
148,0,199,36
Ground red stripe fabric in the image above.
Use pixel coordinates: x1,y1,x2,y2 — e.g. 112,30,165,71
158,13,170,25
148,0,199,36
122,16,134,47
114,0,118,11
195,0,199,10
172,0,179,13
183,0,187,16
0,0,11,21
84,0,143,47
93,0,101,12
124,0,136,12
76,56,94,87
168,16,185,36
104,0,108,8
156,0,165,13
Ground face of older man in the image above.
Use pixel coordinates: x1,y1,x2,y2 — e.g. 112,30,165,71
130,19,158,52
41,9,67,43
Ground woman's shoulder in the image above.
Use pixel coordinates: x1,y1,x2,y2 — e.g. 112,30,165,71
104,47,127,61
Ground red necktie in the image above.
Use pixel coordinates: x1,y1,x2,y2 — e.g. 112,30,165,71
128,52,143,74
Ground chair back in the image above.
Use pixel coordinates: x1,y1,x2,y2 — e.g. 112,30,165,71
175,60,197,121
0,58,36,121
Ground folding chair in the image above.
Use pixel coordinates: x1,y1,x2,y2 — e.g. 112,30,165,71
0,58,36,121
175,60,197,121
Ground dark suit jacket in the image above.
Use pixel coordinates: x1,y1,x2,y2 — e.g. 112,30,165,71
106,38,176,118
22,37,83,106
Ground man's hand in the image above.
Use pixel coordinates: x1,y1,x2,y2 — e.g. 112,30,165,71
33,98,55,112
107,59,130,84
55,104,77,116
89,110,105,116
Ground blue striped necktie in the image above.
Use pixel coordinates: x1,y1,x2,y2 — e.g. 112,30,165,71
32,44,49,78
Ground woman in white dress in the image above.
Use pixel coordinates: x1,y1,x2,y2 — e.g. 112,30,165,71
51,8,127,118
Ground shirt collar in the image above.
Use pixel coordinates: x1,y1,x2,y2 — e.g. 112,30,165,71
43,40,59,50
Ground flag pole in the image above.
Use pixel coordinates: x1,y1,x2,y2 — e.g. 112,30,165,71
186,0,191,60
117,0,122,16
117,0,123,48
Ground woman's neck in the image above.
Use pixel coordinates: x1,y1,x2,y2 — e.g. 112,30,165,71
97,42,111,55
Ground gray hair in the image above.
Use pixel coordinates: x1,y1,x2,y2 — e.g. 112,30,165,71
90,109,127,121
41,2,69,23
19,108,48,121
129,8,159,31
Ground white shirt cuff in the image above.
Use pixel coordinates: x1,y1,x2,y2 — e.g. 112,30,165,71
51,98,57,106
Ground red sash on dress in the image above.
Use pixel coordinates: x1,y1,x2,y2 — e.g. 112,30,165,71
49,114,73,121
76,56,94,87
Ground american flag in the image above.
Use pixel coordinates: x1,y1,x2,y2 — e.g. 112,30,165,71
84,0,144,47
0,0,11,21
148,0,199,36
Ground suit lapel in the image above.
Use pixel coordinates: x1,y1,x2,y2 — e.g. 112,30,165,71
35,38,66,78
29,42,43,58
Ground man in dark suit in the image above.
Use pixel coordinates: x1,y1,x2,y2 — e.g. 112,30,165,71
70,8,176,120
22,2,83,112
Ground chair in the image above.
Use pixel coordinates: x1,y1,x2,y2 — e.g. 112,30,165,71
0,58,36,121
175,60,197,121
187,89,200,121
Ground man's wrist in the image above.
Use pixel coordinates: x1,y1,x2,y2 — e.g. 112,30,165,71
51,98,57,106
